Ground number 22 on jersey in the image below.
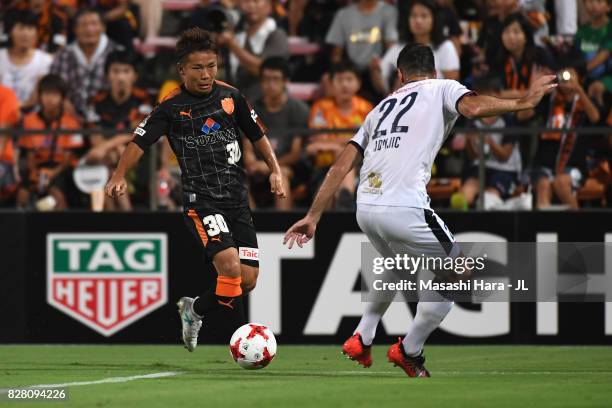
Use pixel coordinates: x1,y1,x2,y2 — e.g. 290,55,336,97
372,92,418,152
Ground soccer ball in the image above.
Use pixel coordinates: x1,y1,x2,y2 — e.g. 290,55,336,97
229,323,277,369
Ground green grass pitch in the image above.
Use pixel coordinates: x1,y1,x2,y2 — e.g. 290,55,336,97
1,345,612,407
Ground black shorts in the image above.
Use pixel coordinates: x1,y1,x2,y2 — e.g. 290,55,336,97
464,166,519,199
183,204,259,267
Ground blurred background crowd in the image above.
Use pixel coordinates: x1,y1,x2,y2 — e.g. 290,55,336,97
0,0,610,212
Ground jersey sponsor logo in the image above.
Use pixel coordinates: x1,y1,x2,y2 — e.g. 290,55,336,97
134,127,146,136
221,97,234,115
363,172,383,195
186,126,237,148
250,109,258,123
367,172,382,188
47,233,168,337
239,247,259,261
202,118,221,135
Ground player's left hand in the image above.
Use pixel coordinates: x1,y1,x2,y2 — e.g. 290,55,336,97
270,171,286,198
284,216,317,249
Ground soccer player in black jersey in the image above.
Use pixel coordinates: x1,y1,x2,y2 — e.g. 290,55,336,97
105,28,286,351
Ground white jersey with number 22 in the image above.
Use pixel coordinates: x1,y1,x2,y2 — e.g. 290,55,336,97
350,79,473,209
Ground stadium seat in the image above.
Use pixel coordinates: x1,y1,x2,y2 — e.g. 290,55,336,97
287,83,320,101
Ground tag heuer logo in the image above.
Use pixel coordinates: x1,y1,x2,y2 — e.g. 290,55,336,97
47,233,168,337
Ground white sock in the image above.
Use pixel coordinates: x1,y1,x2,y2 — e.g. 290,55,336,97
354,301,391,346
403,299,453,356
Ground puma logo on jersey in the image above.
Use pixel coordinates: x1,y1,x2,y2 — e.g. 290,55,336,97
218,299,235,309
179,109,193,119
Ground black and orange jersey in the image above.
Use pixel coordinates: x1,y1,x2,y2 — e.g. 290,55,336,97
18,110,84,167
88,88,152,132
133,81,267,208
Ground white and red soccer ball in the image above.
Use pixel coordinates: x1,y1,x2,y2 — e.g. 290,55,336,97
229,323,277,369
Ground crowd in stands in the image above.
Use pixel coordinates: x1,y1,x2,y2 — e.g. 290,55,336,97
0,0,610,212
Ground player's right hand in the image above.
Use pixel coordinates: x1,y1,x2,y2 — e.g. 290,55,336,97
283,216,317,249
105,174,127,198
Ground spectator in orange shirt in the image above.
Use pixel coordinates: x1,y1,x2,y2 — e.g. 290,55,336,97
16,74,84,210
0,85,20,206
308,62,373,208
84,50,151,211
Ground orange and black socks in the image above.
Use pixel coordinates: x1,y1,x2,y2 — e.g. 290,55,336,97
193,276,246,327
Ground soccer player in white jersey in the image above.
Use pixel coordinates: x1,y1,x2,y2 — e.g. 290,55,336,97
284,43,557,377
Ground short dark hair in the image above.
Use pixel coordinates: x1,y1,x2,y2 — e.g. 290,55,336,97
260,57,290,79
176,28,218,64
8,9,38,31
105,50,140,74
74,7,103,26
397,43,436,77
329,61,360,79
38,74,68,98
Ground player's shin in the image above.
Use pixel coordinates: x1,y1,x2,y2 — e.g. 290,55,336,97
403,295,453,356
354,301,391,346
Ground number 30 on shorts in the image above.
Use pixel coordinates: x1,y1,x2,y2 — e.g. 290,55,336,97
202,214,229,236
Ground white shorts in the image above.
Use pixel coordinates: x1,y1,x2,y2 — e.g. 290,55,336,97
356,204,461,267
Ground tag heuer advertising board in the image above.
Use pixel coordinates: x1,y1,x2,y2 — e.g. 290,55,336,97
47,233,168,337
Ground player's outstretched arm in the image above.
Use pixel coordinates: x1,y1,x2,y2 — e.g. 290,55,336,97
253,136,286,198
458,74,557,119
283,143,361,249
104,142,144,198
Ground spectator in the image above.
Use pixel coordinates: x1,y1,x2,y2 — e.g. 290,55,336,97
3,0,69,53
375,0,460,94
16,74,84,210
452,76,523,210
84,50,151,211
477,0,521,66
308,61,372,208
574,0,612,107
0,85,20,206
50,8,119,119
96,0,140,52
243,57,310,210
433,0,463,53
0,10,53,110
531,66,601,209
491,13,553,124
325,0,398,100
218,0,289,100
288,0,344,42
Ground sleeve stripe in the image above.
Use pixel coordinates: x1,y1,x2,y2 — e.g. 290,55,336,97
348,140,364,156
455,91,477,115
